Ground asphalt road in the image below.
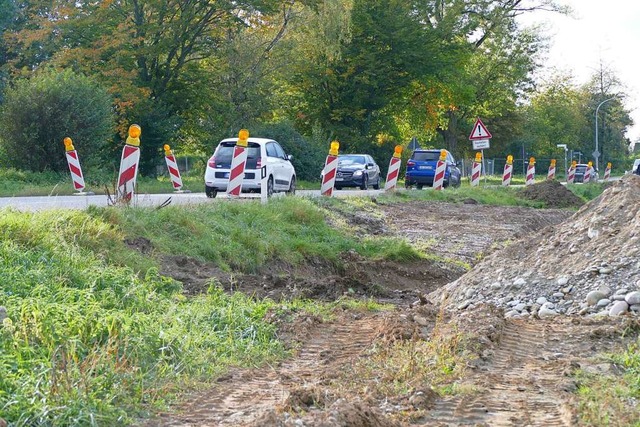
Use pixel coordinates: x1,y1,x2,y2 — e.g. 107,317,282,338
0,189,386,211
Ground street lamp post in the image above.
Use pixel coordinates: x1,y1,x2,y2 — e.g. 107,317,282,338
594,97,615,172
557,144,568,181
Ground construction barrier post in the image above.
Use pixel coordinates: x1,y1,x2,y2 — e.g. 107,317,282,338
604,162,611,181
63,137,91,195
525,157,536,186
547,159,556,180
117,124,141,201
384,145,403,191
227,129,250,197
321,141,340,197
502,155,513,186
163,144,187,192
433,149,447,190
584,161,593,183
471,152,482,187
567,160,576,184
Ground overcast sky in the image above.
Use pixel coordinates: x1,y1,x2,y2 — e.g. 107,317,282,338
518,0,640,144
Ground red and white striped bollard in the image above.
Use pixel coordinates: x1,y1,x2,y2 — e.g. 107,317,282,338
163,144,184,191
502,155,513,186
471,152,482,187
433,149,447,190
547,159,556,180
117,124,141,201
227,129,250,197
63,137,86,193
604,162,611,181
321,141,340,197
567,161,576,184
584,161,592,183
525,157,536,186
384,145,403,191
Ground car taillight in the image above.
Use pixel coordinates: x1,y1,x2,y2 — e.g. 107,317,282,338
256,157,262,168
407,161,415,167
208,156,216,168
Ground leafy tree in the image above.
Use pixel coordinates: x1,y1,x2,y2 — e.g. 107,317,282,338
0,69,114,172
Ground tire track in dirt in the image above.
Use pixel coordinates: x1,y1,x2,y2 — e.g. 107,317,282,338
142,314,385,427
423,320,575,427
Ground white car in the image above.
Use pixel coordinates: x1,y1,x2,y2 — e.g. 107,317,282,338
204,137,296,198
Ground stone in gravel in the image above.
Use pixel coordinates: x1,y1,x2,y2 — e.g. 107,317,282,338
609,301,629,316
465,288,476,299
457,300,471,310
625,291,640,305
586,291,606,306
538,306,558,318
514,303,527,312
414,315,429,326
599,267,613,275
630,304,640,313
613,295,626,301
598,286,612,296
513,278,526,288
596,299,611,308
505,310,519,318
536,297,547,305
557,277,569,286
553,292,564,298
490,282,502,290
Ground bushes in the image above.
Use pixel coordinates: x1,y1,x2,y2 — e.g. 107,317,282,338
0,69,114,172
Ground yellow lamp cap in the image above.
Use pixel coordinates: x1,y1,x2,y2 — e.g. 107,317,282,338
128,124,141,138
237,129,249,147
329,141,340,156
588,161,593,167
607,162,612,168
63,137,74,151
507,155,513,164
571,160,577,166
439,149,447,160
474,152,482,162
393,145,403,157
550,159,556,166
529,157,535,165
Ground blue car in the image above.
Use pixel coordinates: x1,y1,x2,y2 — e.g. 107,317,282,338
405,149,462,189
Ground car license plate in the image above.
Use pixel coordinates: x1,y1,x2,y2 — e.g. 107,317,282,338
418,165,432,170
335,177,343,181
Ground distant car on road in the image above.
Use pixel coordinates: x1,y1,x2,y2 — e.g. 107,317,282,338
573,164,599,183
322,154,381,190
405,149,461,189
204,138,296,198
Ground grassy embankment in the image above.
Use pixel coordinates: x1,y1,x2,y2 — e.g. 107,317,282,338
0,197,416,425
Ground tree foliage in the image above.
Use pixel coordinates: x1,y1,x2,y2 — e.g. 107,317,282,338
0,69,114,172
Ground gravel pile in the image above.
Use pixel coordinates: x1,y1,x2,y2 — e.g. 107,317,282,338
432,174,640,318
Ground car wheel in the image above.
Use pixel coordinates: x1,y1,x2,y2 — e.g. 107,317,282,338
267,176,274,197
416,184,424,190
334,185,342,190
373,177,380,190
205,186,217,198
287,176,296,195
405,181,412,189
360,175,368,190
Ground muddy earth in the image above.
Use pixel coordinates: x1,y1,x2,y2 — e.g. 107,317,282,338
143,177,640,427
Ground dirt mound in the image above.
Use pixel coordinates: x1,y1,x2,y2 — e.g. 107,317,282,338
433,174,640,318
517,179,584,208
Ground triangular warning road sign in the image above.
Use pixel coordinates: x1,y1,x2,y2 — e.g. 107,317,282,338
469,118,492,140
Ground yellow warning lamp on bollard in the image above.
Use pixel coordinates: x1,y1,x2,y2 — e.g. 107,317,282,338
529,157,536,166
475,152,482,162
571,160,577,168
393,145,403,158
164,144,172,156
506,155,513,165
237,129,249,147
329,141,340,156
439,149,447,161
587,161,593,168
607,162,612,169
126,124,141,146
63,137,75,152
550,159,556,167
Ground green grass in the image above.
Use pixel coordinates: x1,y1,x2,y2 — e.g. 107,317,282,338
574,339,640,426
0,202,407,425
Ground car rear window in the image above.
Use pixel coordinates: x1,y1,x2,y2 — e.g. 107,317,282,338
412,151,440,161
214,142,261,163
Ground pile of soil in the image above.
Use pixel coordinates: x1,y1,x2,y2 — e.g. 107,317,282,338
433,174,640,318
517,179,585,208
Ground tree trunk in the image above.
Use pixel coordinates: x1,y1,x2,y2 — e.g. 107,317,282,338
437,110,458,153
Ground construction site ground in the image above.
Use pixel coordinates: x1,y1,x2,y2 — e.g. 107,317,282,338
146,181,640,427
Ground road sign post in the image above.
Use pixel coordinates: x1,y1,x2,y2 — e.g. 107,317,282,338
469,118,492,185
